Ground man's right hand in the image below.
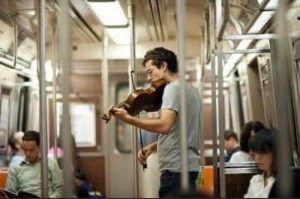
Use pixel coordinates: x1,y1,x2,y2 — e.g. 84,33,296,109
137,144,156,165
101,105,115,123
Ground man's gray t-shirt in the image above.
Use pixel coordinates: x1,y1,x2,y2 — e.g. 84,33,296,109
158,80,201,172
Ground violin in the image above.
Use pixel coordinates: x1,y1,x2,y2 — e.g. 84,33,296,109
101,78,167,123
101,78,167,170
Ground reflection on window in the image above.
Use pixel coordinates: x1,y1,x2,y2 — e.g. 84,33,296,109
0,88,11,148
115,82,159,153
57,102,96,147
115,83,132,153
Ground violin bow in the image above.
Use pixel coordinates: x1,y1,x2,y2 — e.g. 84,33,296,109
130,70,147,170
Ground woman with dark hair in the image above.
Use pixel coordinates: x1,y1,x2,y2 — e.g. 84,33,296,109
244,128,277,198
230,121,265,163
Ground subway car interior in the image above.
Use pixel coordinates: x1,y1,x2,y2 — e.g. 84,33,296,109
0,0,300,198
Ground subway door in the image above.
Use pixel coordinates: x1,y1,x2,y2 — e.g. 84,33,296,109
105,78,160,197
105,81,135,197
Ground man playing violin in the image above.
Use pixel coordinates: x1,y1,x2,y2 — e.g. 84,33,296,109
102,47,201,197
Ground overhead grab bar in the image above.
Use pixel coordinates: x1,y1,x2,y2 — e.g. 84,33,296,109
217,0,229,41
223,33,276,40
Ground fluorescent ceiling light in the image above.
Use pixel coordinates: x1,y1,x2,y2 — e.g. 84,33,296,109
106,27,130,44
45,60,53,82
248,11,274,33
265,0,278,10
223,8,275,76
88,1,128,26
224,54,241,74
236,39,253,50
257,0,278,10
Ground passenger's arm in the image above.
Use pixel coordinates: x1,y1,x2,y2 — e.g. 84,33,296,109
111,108,177,134
5,165,18,193
49,159,64,198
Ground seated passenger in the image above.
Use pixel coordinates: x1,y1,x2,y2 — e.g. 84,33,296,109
8,131,25,165
244,128,276,198
224,130,240,162
230,121,265,163
5,130,63,198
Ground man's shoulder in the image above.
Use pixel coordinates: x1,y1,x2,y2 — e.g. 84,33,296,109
47,157,59,166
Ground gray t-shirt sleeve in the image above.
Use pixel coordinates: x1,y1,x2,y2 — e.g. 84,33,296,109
161,83,179,112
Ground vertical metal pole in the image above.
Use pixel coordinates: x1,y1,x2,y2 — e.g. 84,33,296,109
198,42,205,170
51,15,58,158
209,0,218,197
12,15,18,68
101,30,110,197
58,0,74,197
37,0,48,197
217,49,226,197
175,0,189,192
128,0,138,197
273,0,292,197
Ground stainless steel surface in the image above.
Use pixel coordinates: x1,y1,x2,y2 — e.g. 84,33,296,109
217,0,229,41
50,14,58,158
176,0,189,192
209,0,218,197
37,0,48,197
273,0,293,196
58,0,74,197
222,49,270,54
217,48,225,198
128,0,138,197
101,30,110,196
223,34,276,40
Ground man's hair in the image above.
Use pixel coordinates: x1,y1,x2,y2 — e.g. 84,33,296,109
142,47,178,73
224,130,238,142
22,130,40,146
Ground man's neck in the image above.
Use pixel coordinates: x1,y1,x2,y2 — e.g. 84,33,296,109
166,73,178,82
229,144,240,153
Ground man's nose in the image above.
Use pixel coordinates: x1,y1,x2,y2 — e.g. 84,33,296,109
147,75,151,81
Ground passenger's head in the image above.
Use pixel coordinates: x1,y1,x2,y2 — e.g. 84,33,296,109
8,131,24,151
142,47,178,82
240,121,265,152
22,130,40,163
224,130,239,152
249,128,277,176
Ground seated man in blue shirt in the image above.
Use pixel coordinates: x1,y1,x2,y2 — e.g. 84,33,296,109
5,130,63,198
224,130,240,162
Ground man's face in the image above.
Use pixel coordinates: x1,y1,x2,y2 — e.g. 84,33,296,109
224,138,237,152
144,60,165,83
224,140,230,152
22,140,40,163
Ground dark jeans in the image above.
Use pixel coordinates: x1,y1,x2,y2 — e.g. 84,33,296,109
159,170,198,198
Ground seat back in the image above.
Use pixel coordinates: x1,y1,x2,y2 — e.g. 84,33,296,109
0,170,8,189
216,163,257,198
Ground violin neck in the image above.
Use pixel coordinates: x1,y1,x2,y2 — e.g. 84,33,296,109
114,102,129,110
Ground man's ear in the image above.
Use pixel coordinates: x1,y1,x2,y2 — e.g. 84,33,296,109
161,62,168,72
